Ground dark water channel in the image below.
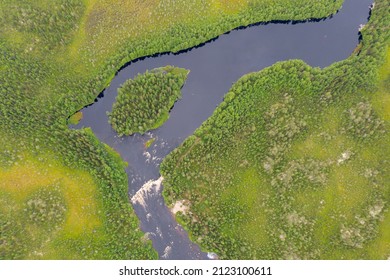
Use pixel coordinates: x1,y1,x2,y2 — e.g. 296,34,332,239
73,0,373,259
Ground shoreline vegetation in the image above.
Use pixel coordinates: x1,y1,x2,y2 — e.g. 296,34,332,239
108,66,189,136
67,111,83,125
0,0,377,259
161,0,390,259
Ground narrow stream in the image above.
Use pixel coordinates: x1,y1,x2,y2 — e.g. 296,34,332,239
73,0,373,259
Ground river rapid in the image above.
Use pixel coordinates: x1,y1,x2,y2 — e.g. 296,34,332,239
73,0,373,259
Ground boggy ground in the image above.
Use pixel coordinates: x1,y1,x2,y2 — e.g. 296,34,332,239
161,0,390,259
0,0,343,259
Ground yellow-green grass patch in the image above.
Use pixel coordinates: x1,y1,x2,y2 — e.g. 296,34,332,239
289,107,356,161
371,48,390,121
220,167,270,246
367,209,390,259
67,111,83,125
0,155,103,238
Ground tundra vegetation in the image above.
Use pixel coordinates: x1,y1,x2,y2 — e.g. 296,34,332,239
161,0,390,259
108,66,189,136
0,0,344,259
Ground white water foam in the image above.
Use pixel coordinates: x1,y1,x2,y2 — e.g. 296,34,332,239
131,176,164,209
143,150,162,164
162,245,172,259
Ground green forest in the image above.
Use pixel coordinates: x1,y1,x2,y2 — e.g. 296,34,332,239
108,66,189,136
0,0,388,260
161,0,390,259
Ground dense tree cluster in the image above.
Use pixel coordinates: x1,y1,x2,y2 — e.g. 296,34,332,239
161,0,390,259
0,0,387,260
108,66,189,136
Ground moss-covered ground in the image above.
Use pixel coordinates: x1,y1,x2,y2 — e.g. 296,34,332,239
161,0,390,259
0,0,344,259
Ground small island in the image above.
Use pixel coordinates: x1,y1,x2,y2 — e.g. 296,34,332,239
108,66,189,136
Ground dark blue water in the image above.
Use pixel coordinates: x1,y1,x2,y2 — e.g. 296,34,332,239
73,0,373,259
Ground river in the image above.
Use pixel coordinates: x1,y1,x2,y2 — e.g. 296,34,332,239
73,0,373,259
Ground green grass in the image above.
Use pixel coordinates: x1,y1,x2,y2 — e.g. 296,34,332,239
161,0,390,259
0,154,104,258
67,112,83,125
144,138,156,149
0,0,355,259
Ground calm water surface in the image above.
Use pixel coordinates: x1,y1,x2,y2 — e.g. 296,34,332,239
74,0,373,259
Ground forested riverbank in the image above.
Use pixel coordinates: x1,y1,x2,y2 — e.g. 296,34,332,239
0,0,345,259
161,0,390,259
